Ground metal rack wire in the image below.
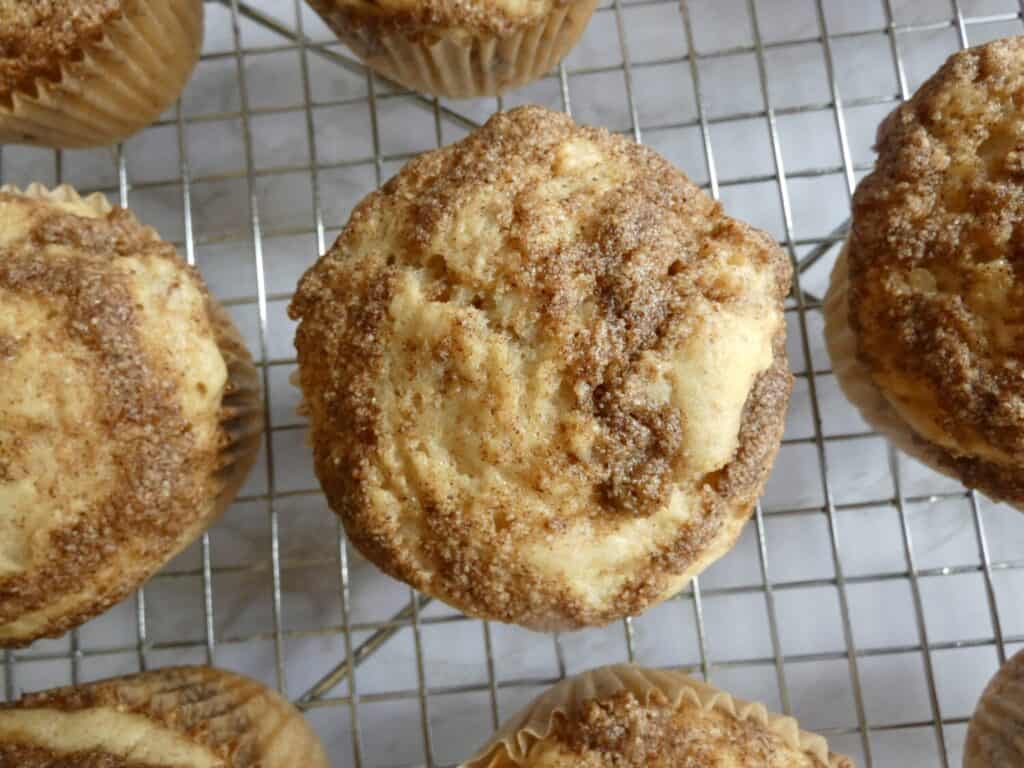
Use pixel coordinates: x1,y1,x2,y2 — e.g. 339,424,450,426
3,1,1024,766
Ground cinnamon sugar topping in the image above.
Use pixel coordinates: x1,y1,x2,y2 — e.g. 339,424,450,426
307,0,566,36
0,1,126,103
0,187,232,646
291,106,791,629
848,37,1024,500
534,692,851,768
0,667,329,767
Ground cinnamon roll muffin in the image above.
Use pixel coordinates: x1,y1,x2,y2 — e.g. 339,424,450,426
0,184,261,647
0,666,329,767
305,0,597,98
462,665,853,767
824,37,1024,509
290,105,792,630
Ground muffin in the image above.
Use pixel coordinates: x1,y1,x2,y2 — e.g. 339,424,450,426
461,664,853,767
0,183,261,647
824,37,1024,509
290,106,792,630
0,0,204,148
965,649,1024,767
0,666,329,767
305,0,598,98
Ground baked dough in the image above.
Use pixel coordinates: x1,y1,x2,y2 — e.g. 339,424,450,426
290,106,792,629
830,37,1024,507
306,0,597,98
0,184,260,647
0,666,329,767
964,649,1024,768
0,0,204,148
461,664,853,768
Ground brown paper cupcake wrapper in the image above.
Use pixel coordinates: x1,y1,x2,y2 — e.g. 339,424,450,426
307,0,598,98
964,650,1024,768
1,183,262,515
0,0,203,149
461,664,842,767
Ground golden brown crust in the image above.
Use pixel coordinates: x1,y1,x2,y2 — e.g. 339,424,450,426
305,0,597,99
847,37,1024,493
0,187,257,648
306,0,565,40
583,341,790,625
964,649,1024,768
543,691,851,768
464,666,852,768
291,106,791,629
913,434,1024,506
0,667,330,768
0,1,128,104
0,745,158,767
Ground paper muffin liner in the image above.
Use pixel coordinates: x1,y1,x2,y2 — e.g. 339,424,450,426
307,0,599,98
826,245,1024,511
206,300,263,517
0,0,203,149
461,664,845,767
0,183,262,518
964,650,1024,768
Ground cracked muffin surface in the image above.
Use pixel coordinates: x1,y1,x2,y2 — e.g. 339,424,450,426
290,105,792,629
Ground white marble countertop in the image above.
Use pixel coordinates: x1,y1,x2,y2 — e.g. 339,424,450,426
3,1,1024,766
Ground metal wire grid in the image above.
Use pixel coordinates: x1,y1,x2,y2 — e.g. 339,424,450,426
2,0,1024,765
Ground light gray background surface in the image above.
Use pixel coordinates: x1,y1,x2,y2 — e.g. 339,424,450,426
2,1,1024,766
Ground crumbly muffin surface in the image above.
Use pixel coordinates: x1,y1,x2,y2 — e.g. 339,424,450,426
515,692,851,768
0,0,127,103
964,650,1024,767
306,0,565,35
0,667,329,767
0,188,228,645
291,106,791,628
849,38,1024,488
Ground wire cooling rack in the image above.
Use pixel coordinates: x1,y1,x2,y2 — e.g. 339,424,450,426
4,1,1024,766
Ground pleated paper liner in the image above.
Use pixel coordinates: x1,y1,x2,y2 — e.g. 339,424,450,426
0,0,203,149
823,244,1023,511
965,650,1024,768
461,664,852,768
307,0,599,98
207,298,264,517
1,183,262,520
0,667,329,768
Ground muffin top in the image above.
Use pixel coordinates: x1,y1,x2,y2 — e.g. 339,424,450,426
511,693,849,768
965,650,1024,768
465,667,852,768
848,37,1024,483
0,1,126,103
290,106,791,629
0,185,229,646
306,0,565,36
0,667,329,767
